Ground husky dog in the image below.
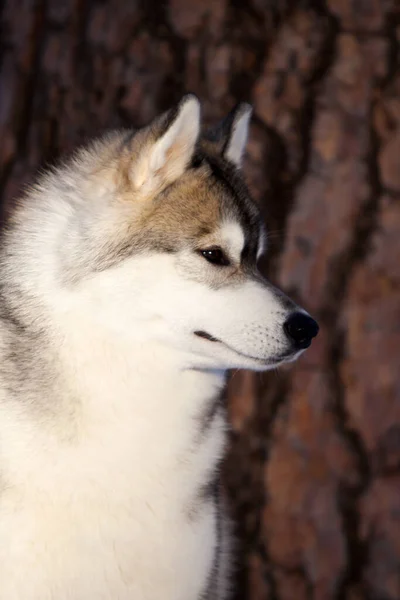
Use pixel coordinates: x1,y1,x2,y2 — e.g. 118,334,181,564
0,95,318,599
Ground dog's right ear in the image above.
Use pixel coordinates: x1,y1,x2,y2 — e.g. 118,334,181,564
131,95,200,195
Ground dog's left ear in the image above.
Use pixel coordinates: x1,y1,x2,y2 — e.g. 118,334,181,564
204,103,252,168
131,95,200,194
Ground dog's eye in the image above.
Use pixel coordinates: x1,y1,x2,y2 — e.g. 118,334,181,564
200,247,230,267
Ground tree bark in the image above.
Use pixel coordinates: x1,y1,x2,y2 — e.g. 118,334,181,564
1,1,399,599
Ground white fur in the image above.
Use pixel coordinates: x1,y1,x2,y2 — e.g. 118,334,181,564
0,337,226,600
219,221,245,262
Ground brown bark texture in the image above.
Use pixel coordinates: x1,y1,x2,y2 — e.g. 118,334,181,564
1,1,399,599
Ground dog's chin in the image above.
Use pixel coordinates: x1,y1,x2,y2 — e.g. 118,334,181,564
237,350,303,372
193,331,303,372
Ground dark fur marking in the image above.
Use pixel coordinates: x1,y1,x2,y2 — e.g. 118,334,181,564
197,393,223,441
198,470,220,507
85,229,177,275
187,395,224,524
203,154,260,270
186,459,221,522
194,330,219,343
0,286,28,335
191,152,205,169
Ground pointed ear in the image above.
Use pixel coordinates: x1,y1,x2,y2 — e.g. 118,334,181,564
203,103,252,168
131,95,200,194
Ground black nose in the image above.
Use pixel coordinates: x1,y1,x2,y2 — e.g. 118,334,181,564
284,312,319,349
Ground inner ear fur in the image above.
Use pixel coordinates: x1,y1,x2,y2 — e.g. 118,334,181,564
203,103,252,168
130,95,201,196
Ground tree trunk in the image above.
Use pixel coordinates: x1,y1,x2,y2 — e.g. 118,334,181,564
1,1,399,599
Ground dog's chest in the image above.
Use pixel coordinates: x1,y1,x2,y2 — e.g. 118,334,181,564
0,387,227,600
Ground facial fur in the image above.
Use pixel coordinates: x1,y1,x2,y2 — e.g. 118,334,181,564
1,95,317,373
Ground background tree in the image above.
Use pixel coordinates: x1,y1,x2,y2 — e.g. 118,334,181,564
1,1,399,598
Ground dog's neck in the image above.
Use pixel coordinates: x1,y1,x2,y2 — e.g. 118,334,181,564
54,316,227,446
1,315,228,498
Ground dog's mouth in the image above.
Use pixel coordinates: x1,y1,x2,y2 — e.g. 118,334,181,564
193,330,291,365
194,330,219,343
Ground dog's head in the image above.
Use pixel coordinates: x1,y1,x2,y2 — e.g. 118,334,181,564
10,95,318,371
